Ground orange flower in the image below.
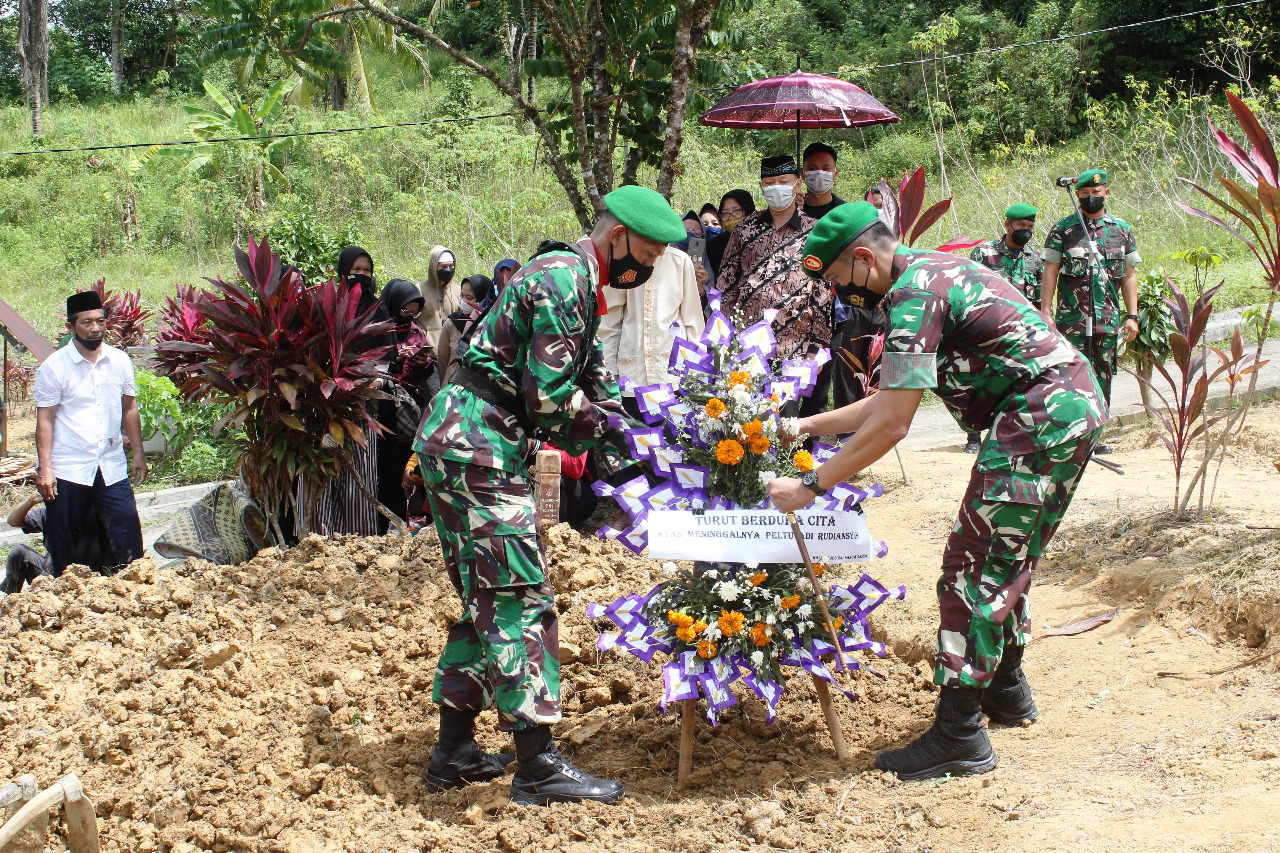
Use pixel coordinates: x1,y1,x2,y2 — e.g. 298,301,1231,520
717,610,745,636
750,623,772,647
740,419,764,438
750,571,768,587
676,625,698,643
715,439,745,465
693,620,708,634
780,594,801,610
705,398,727,419
748,435,771,455
793,450,815,473
668,610,694,629
814,562,828,577
728,370,752,388
833,615,844,630
697,639,718,659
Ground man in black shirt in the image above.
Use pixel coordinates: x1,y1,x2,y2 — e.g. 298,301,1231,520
800,142,846,220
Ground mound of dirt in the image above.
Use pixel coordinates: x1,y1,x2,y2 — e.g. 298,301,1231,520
0,524,937,853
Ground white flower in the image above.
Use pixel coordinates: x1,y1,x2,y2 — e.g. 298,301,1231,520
731,387,752,407
750,650,765,667
704,624,722,641
661,561,678,576
758,470,777,486
796,604,813,620
745,562,759,570
773,595,782,606
765,612,777,625
703,569,719,580
715,580,742,602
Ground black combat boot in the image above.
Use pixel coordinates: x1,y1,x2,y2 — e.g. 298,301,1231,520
982,644,1040,726
875,687,999,781
510,725,624,806
964,434,981,454
422,707,514,792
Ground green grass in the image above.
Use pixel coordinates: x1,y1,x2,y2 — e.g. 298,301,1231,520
0,58,1271,345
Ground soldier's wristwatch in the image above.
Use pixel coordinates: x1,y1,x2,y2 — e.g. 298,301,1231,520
800,469,823,496
1126,313,1139,323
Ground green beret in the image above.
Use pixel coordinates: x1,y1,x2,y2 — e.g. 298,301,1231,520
801,201,883,279
1075,169,1108,188
603,185,687,244
1004,203,1038,221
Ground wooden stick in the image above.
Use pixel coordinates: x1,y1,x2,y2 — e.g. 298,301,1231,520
677,697,696,789
894,446,908,484
811,675,849,760
786,512,849,672
0,774,99,853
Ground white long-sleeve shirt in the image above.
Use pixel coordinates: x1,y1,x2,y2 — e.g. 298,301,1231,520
600,246,706,391
34,341,135,486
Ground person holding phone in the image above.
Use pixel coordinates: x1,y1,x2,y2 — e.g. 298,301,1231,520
34,290,146,576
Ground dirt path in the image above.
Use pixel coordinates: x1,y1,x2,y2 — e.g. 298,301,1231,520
3,408,1280,852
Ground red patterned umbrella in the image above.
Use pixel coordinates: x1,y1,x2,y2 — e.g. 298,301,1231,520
699,70,899,163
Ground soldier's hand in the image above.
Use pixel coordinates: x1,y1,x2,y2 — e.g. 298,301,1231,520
1122,317,1139,344
767,477,814,513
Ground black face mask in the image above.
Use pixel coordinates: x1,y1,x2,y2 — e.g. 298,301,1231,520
347,273,375,292
608,232,655,289
1009,228,1032,248
834,257,884,311
1079,195,1106,215
438,268,455,285
75,334,104,351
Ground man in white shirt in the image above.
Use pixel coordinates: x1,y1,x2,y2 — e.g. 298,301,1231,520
34,290,147,575
600,245,706,421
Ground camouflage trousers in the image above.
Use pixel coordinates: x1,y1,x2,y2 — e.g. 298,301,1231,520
935,428,1100,688
1065,332,1117,404
420,456,561,731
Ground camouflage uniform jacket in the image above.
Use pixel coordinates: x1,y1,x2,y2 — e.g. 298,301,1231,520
880,246,1108,458
1041,212,1141,338
416,240,625,472
968,238,1044,306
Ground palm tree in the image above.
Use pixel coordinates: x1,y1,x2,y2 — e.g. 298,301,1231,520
17,0,48,137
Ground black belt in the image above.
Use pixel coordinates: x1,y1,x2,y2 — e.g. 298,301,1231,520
449,366,535,433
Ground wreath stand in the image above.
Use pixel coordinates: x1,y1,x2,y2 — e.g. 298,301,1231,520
675,512,852,788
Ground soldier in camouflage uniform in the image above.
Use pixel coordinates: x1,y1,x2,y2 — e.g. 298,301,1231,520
963,202,1045,454
1041,169,1140,453
767,202,1108,781
414,185,686,805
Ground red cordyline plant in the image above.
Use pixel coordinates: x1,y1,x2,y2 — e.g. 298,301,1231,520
4,357,35,401
155,237,400,543
1127,279,1263,518
1171,91,1280,514
876,167,982,253
75,278,153,348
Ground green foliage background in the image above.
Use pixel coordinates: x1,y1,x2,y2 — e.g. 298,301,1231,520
0,1,1277,340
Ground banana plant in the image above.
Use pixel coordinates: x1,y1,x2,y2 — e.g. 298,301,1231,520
163,78,294,213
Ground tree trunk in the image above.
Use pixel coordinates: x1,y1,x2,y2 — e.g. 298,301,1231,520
29,87,41,138
655,0,714,198
17,0,48,139
111,0,123,96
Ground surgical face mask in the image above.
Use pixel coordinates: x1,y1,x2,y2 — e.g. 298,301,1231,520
608,232,656,289
1009,228,1032,248
438,267,455,285
722,215,743,232
834,255,884,311
347,273,375,292
761,183,796,211
74,333,104,351
803,170,836,194
1079,195,1105,215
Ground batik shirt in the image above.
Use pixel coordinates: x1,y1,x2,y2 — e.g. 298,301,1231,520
969,238,1044,307
718,207,832,361
1041,212,1140,338
417,240,625,472
880,246,1108,457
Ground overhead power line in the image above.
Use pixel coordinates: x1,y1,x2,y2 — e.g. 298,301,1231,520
0,0,1266,158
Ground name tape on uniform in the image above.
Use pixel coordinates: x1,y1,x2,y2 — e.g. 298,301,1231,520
647,509,872,563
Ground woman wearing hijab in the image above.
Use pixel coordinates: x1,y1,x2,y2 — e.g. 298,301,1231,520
375,278,433,525
707,189,756,277
438,273,492,385
491,259,518,304
417,246,462,405
304,246,388,539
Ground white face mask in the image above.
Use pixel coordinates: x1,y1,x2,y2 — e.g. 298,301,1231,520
761,183,796,211
803,170,836,194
